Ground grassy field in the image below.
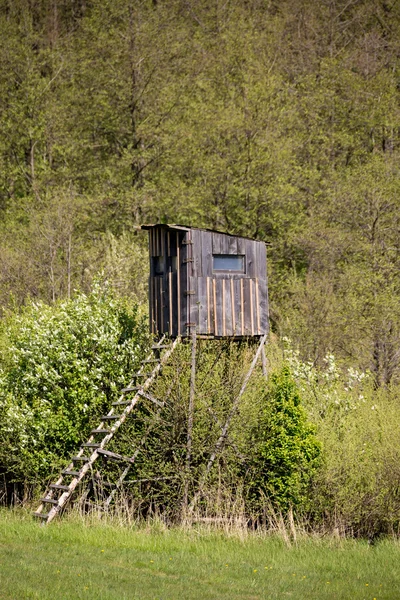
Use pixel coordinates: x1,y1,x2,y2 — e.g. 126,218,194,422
0,511,399,599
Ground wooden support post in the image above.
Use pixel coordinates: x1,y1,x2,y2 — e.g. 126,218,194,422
189,334,267,512
261,341,267,378
184,330,197,509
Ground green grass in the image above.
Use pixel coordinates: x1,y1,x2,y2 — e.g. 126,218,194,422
0,511,399,599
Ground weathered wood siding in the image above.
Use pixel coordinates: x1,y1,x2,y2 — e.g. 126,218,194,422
145,225,269,338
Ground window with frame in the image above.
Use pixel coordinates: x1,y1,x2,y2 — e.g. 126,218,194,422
212,254,245,273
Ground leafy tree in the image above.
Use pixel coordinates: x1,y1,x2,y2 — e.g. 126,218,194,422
0,282,149,483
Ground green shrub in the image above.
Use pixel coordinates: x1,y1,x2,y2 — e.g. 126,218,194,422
0,282,149,484
248,365,322,513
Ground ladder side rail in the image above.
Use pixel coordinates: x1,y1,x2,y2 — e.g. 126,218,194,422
104,345,178,506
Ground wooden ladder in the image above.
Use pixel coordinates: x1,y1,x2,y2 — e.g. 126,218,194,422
33,337,179,524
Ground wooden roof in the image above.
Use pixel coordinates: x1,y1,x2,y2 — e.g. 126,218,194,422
141,224,264,243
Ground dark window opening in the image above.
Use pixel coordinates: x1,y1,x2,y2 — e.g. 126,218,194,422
213,254,245,273
153,256,165,275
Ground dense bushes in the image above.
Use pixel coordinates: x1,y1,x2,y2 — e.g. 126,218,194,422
2,293,400,537
0,283,149,483
97,342,322,522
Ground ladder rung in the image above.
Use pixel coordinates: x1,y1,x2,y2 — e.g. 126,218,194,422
134,373,151,378
81,443,101,448
62,469,80,477
41,497,59,505
121,386,141,393
91,428,110,434
152,344,168,350
102,415,121,420
72,455,90,461
137,390,164,407
33,511,50,519
97,448,134,463
112,399,132,407
50,484,70,491
141,358,160,364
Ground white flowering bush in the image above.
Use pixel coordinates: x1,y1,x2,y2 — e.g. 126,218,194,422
0,282,149,483
281,337,371,417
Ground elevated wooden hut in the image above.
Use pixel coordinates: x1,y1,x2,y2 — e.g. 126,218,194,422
142,224,269,338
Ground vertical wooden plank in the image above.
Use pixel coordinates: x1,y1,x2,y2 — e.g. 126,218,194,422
176,232,181,335
192,229,202,278
216,279,223,337
160,276,163,334
186,230,192,335
256,241,267,280
255,278,260,335
197,277,208,335
254,241,268,335
224,277,233,336
227,235,238,255
240,278,244,336
188,276,198,331
243,279,251,335
230,278,236,335
202,232,213,277
233,279,241,336
213,278,218,336
220,234,229,254
169,271,173,335
258,277,269,334
207,277,211,334
157,277,161,333
237,237,246,256
246,239,256,278
154,277,158,334
157,277,161,334
172,272,178,337
212,232,223,254
222,279,226,336
152,276,156,333
250,279,254,336
149,277,153,334
167,231,171,257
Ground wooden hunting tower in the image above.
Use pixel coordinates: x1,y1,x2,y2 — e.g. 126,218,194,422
34,225,270,524
142,224,269,338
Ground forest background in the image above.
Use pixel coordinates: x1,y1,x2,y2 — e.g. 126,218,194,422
1,0,400,536
1,0,400,382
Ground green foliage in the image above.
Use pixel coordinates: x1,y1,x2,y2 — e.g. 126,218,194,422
0,282,149,482
248,365,321,513
281,339,400,536
1,0,400,384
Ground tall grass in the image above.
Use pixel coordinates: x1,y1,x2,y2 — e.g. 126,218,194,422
1,509,400,600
